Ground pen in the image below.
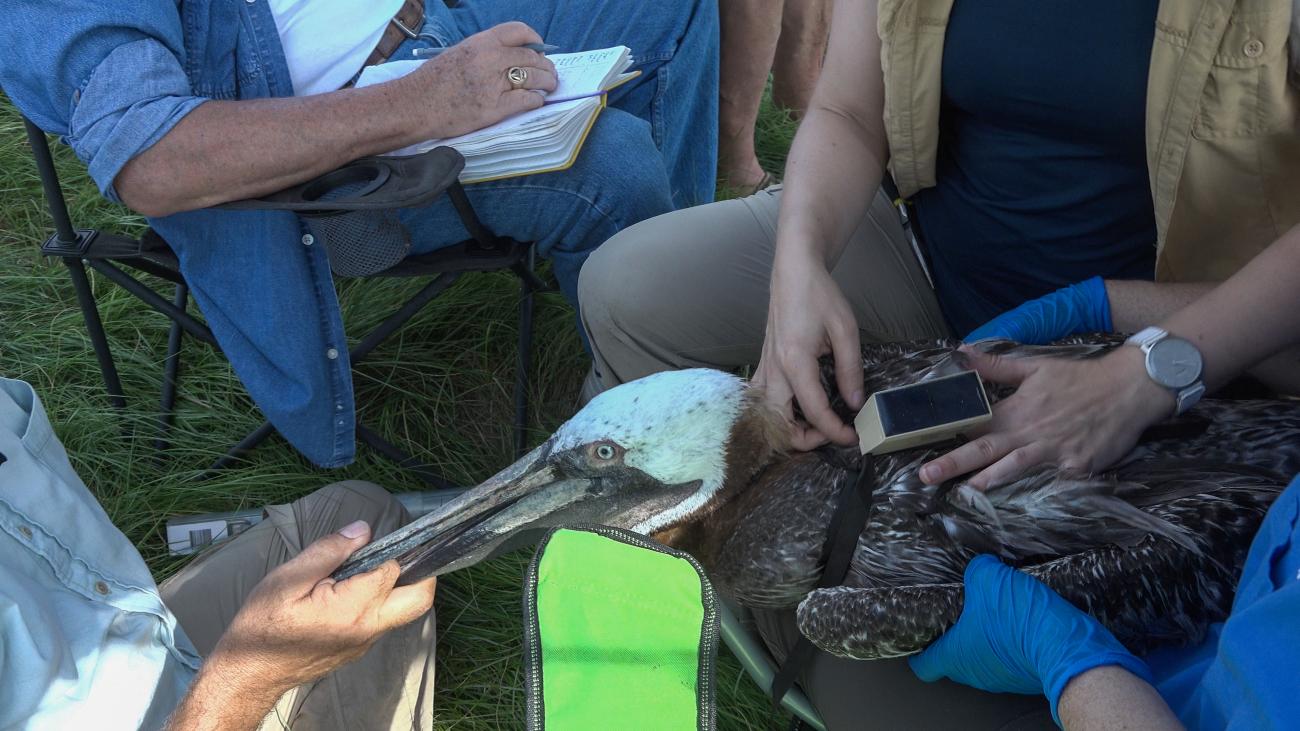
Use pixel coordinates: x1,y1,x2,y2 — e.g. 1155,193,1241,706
412,43,560,59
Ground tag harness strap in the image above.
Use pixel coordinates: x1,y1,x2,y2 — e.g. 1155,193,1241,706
770,455,876,707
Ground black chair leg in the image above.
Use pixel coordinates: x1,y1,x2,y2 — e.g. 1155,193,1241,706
351,273,459,364
356,424,458,489
155,282,188,452
512,248,537,458
64,259,127,411
202,420,277,478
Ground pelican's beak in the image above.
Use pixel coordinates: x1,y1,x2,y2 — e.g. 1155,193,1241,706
332,438,594,583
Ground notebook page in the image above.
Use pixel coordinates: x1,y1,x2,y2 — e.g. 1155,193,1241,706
546,47,631,100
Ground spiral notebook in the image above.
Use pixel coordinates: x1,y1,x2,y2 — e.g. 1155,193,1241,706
357,46,637,183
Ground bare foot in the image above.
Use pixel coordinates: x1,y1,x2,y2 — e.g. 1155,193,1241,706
718,159,768,193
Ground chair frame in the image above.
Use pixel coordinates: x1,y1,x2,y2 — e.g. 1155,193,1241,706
24,118,547,487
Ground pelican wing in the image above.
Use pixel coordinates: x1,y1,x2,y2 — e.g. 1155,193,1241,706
797,464,1282,660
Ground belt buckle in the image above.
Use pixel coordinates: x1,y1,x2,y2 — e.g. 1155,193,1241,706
391,15,422,40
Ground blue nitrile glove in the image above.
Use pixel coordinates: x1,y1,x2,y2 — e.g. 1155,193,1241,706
964,276,1113,344
909,555,1152,726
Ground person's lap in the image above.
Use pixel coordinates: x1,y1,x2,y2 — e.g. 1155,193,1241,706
752,607,1056,730
449,0,719,202
578,185,950,398
397,0,719,305
161,481,436,731
398,109,674,305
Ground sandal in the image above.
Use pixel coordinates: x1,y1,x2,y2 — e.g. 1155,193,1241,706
722,170,781,199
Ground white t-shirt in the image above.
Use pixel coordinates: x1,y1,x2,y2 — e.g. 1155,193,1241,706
268,0,407,96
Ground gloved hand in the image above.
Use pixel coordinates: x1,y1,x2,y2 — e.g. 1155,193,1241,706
909,555,1152,726
964,276,1113,344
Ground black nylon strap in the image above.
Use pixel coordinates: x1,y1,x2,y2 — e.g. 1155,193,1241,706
770,457,876,707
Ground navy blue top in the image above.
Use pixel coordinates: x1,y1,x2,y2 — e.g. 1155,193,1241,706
911,1,1160,336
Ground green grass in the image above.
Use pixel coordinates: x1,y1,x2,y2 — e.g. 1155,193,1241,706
0,94,796,729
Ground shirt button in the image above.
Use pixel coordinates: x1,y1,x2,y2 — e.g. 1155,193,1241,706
1243,39,1265,58
326,348,339,360
17,525,32,539
302,234,315,246
94,581,111,595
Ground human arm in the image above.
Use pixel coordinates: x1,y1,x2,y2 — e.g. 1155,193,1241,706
753,0,888,450
1056,666,1184,731
921,223,1300,488
163,520,437,731
1104,277,1300,395
909,555,1181,730
117,23,556,217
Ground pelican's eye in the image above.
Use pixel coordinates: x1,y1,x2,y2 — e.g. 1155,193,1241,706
587,441,624,464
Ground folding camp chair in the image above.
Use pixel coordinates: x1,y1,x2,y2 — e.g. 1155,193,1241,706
23,117,549,488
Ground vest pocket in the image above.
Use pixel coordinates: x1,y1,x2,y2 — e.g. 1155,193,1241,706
1193,9,1292,139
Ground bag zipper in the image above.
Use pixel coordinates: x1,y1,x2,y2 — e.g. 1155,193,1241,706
522,524,720,731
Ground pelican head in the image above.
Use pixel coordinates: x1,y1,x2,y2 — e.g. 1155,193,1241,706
335,369,786,583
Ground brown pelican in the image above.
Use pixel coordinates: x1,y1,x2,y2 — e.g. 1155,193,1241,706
335,338,1300,660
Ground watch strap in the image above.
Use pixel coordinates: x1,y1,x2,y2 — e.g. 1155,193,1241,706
1125,326,1167,351
1175,382,1206,416
1125,327,1204,416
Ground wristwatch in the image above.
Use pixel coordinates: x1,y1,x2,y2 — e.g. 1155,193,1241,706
1124,326,1205,416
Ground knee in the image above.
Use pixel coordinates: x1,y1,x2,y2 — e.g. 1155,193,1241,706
677,0,720,50
306,480,409,536
577,237,620,344
578,217,664,347
571,111,675,237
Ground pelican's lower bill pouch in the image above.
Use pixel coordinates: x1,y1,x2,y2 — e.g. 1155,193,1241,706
522,526,720,730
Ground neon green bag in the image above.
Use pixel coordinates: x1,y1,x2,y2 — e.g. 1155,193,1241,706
523,526,719,730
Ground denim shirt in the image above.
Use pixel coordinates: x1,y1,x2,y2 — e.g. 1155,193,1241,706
0,378,200,728
0,0,390,466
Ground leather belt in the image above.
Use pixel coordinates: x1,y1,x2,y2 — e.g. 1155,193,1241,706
364,0,426,68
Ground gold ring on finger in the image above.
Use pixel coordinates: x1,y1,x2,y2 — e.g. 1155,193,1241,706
507,66,528,90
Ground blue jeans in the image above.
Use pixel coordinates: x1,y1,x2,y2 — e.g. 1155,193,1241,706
397,0,719,306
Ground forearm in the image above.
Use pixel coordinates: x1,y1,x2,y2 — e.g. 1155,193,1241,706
1057,666,1183,731
774,0,887,270
164,653,287,731
116,79,429,218
1107,224,1300,391
776,105,887,266
1105,280,1211,333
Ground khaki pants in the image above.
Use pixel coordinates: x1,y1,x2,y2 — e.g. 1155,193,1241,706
752,608,1055,731
577,185,950,401
161,481,436,731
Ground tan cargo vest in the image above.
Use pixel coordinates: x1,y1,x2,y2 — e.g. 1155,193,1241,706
878,0,1300,283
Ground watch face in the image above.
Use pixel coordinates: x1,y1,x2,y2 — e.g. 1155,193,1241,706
1148,337,1203,389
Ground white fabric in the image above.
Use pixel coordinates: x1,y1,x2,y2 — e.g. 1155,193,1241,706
268,0,406,96
0,378,200,730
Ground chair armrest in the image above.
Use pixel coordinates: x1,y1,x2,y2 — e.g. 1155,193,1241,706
218,146,465,213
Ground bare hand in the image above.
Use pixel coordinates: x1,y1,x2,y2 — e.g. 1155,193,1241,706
205,521,437,704
753,251,864,450
919,346,1174,489
405,22,559,139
